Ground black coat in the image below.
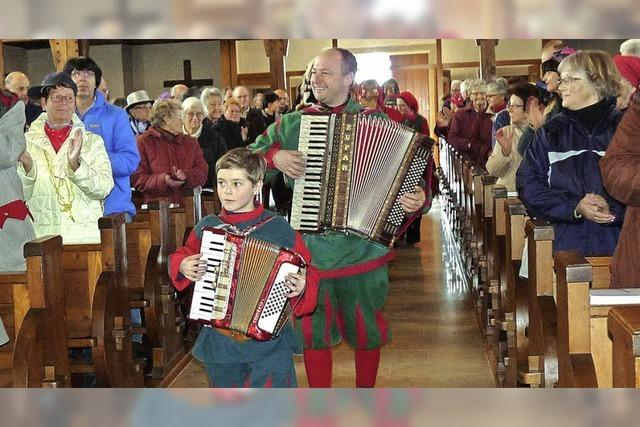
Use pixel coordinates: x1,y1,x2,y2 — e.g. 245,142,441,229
213,116,248,151
198,122,228,188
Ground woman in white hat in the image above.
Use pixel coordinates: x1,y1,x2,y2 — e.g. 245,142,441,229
126,90,153,135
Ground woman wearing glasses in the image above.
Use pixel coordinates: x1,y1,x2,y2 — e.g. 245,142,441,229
17,72,114,244
516,50,626,256
131,99,208,204
182,97,227,189
486,84,542,192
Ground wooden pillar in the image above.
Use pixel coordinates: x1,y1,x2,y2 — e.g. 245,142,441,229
476,39,498,81
219,39,238,89
263,39,289,90
332,39,338,48
0,39,4,87
428,68,437,139
49,39,82,71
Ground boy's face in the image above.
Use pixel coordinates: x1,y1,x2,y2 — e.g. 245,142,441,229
217,168,262,213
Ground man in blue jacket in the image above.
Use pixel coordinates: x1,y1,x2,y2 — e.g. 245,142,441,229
63,57,140,219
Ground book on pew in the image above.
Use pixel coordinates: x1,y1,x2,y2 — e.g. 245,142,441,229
589,288,640,306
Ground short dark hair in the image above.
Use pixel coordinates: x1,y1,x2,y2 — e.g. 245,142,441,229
62,56,102,89
262,92,280,109
510,83,546,106
335,48,358,76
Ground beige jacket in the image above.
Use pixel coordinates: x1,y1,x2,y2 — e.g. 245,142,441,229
485,124,524,192
18,113,114,244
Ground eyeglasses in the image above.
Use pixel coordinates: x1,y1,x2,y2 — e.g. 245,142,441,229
558,76,582,86
48,94,75,104
507,103,524,109
487,93,500,97
70,70,95,79
132,104,151,110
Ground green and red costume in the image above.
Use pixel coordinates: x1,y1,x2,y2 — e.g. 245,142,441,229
250,99,413,386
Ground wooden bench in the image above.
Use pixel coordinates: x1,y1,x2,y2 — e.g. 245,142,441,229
63,214,143,387
504,198,526,387
128,201,190,385
0,236,70,387
520,219,557,388
608,305,640,387
555,252,626,388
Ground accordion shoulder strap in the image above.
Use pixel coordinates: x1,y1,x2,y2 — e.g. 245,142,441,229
215,215,277,237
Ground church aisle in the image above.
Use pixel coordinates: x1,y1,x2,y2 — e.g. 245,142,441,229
170,198,495,388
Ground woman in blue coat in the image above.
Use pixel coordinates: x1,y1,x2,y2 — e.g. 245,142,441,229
516,50,627,255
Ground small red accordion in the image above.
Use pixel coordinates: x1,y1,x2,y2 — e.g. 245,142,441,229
188,227,306,341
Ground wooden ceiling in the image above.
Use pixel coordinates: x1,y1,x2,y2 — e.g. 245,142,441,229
2,39,215,50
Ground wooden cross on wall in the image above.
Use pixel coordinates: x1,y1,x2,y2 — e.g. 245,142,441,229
163,59,213,88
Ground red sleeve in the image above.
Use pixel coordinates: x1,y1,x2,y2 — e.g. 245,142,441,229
184,141,209,188
168,230,201,291
289,231,319,317
384,107,404,123
263,142,282,169
131,137,169,192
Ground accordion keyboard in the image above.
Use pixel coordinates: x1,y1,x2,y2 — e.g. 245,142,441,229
291,115,330,231
189,230,232,322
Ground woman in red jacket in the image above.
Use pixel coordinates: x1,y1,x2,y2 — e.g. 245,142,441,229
132,100,208,204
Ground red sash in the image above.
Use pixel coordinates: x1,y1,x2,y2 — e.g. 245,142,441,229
0,200,32,229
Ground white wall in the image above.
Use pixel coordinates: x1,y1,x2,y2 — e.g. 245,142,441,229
130,40,221,98
2,45,28,77
90,44,125,99
26,48,56,84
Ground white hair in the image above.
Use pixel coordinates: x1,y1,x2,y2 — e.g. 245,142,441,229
200,87,223,107
181,97,205,116
620,39,640,56
451,80,462,89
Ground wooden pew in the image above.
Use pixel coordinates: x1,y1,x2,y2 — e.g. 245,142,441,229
487,185,508,384
555,252,623,388
608,306,640,387
129,201,190,385
0,236,70,387
202,187,221,216
503,198,526,387
63,214,143,387
521,219,557,388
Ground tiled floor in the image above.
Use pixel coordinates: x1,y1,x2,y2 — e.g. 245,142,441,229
170,199,495,387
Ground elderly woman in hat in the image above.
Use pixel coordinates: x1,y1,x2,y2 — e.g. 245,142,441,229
17,72,114,244
131,100,208,204
517,50,626,257
126,90,153,136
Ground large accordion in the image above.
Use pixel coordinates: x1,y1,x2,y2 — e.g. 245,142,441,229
188,227,306,341
291,112,433,246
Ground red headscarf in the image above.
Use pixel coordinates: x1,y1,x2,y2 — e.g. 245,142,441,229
396,91,419,112
614,54,640,90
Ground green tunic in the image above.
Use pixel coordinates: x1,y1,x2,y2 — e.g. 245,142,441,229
249,99,392,349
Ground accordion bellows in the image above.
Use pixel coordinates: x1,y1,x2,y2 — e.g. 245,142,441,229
291,112,433,246
189,228,306,341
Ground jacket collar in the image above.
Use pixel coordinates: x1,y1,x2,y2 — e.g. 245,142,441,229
219,203,265,224
26,112,86,149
